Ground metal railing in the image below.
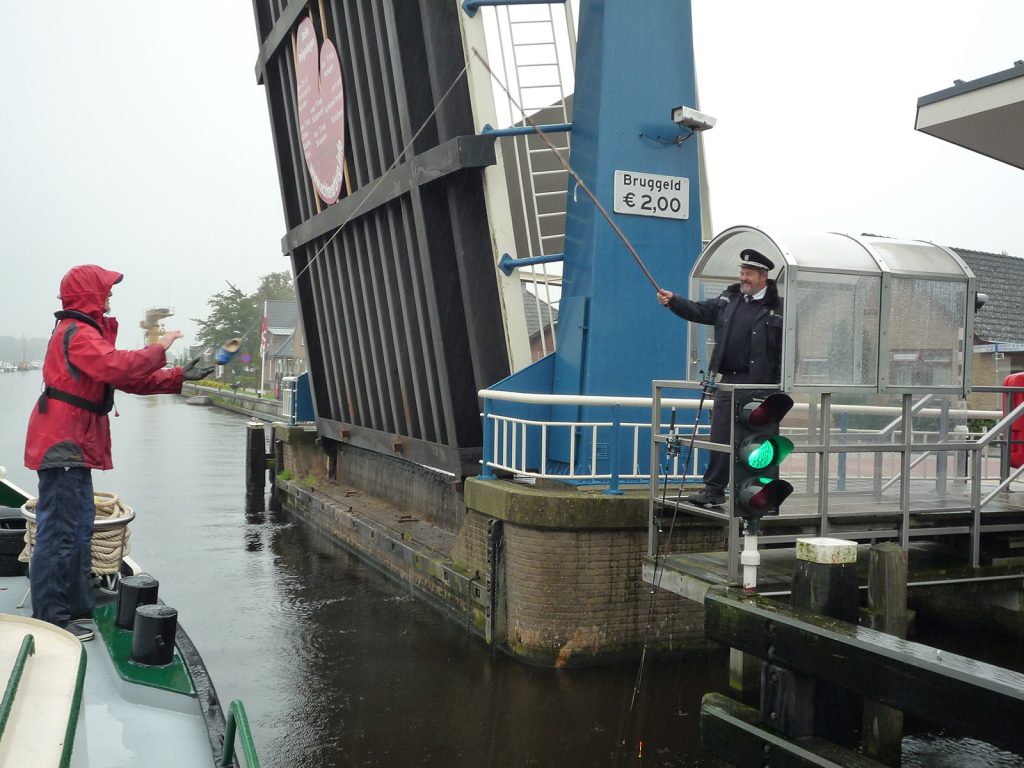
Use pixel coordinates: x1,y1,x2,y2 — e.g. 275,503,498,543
0,635,35,744
478,388,707,492
646,380,1024,576
221,699,260,768
479,385,1004,487
478,381,1024,576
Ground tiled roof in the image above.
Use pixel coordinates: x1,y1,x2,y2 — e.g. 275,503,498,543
268,331,295,358
952,247,1024,344
522,284,558,338
264,300,298,330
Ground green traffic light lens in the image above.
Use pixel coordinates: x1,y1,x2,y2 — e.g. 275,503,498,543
747,441,775,469
739,436,794,470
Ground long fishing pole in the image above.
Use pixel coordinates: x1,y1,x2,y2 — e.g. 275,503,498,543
663,375,716,558
629,374,712,712
627,406,677,714
668,372,715,515
469,47,662,292
660,407,679,513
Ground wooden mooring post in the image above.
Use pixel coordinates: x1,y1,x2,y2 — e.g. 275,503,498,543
766,538,860,746
700,537,1024,766
268,437,285,513
862,542,907,765
245,421,267,512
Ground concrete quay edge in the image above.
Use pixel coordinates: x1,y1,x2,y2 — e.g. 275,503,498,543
277,479,490,637
464,477,649,530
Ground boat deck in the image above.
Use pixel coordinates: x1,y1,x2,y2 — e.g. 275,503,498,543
0,574,214,768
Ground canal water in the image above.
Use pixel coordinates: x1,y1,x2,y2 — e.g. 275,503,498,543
0,372,726,767
1,371,1022,767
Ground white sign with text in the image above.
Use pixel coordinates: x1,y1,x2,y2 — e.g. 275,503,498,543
613,170,689,220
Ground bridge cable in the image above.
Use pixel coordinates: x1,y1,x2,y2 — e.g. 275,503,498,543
469,47,661,292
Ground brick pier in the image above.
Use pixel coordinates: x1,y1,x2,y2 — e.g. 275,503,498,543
271,423,722,666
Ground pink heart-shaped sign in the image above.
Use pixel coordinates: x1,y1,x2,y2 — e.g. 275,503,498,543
295,17,346,205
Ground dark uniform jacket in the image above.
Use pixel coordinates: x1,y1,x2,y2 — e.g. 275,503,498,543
666,280,783,383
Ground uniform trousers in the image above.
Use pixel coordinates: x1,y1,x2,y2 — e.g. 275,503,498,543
703,372,752,493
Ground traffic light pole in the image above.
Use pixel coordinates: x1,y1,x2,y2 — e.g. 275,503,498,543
741,519,760,591
730,386,795,590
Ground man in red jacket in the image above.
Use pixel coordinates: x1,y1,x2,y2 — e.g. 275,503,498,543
24,265,213,641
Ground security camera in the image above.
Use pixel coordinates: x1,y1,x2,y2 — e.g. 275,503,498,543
671,106,716,132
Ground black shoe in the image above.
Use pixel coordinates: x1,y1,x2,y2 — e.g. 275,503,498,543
687,489,726,507
64,623,94,642
71,615,94,626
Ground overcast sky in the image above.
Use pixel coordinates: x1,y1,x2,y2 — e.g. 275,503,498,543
0,4,284,348
692,1,1024,258
1,1,1022,348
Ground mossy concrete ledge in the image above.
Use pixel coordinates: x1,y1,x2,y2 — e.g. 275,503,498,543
464,477,649,529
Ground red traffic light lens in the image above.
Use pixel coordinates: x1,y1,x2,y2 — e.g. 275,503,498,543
737,478,794,516
750,479,793,509
745,393,794,428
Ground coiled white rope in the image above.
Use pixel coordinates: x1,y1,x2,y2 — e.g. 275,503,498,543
20,491,132,575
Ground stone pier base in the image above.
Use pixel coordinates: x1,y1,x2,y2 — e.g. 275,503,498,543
271,424,723,667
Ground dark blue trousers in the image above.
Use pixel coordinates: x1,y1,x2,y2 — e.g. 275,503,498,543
704,372,755,494
703,394,732,494
31,467,95,626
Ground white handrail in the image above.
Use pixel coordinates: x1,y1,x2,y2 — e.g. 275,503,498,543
479,388,1000,420
479,389,701,409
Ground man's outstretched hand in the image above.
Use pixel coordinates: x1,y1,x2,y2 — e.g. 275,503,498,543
158,330,184,350
183,356,216,381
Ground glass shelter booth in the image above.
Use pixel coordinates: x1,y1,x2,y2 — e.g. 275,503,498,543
651,224,995,580
688,225,977,396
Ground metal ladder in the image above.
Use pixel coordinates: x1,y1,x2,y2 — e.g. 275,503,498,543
489,2,575,357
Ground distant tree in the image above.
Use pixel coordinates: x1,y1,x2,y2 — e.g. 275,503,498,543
192,282,258,353
254,271,296,303
191,271,295,375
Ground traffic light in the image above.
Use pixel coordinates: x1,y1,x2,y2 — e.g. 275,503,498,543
733,390,794,518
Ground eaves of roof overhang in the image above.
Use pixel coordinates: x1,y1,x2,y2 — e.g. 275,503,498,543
916,62,1024,170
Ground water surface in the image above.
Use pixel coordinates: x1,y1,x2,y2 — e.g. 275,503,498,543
0,372,725,767
2,371,1021,767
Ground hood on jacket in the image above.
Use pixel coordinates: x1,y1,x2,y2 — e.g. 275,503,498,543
59,265,124,319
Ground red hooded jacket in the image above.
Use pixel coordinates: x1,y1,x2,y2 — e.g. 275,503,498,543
24,265,185,471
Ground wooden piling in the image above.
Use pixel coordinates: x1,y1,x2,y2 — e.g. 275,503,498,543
728,648,761,707
704,586,1024,759
791,537,860,623
268,438,285,513
245,421,266,512
862,542,907,766
778,537,860,746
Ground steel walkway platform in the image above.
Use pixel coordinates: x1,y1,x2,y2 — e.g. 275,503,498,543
645,480,1024,602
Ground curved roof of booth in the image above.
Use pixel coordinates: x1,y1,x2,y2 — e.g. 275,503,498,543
694,226,974,282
